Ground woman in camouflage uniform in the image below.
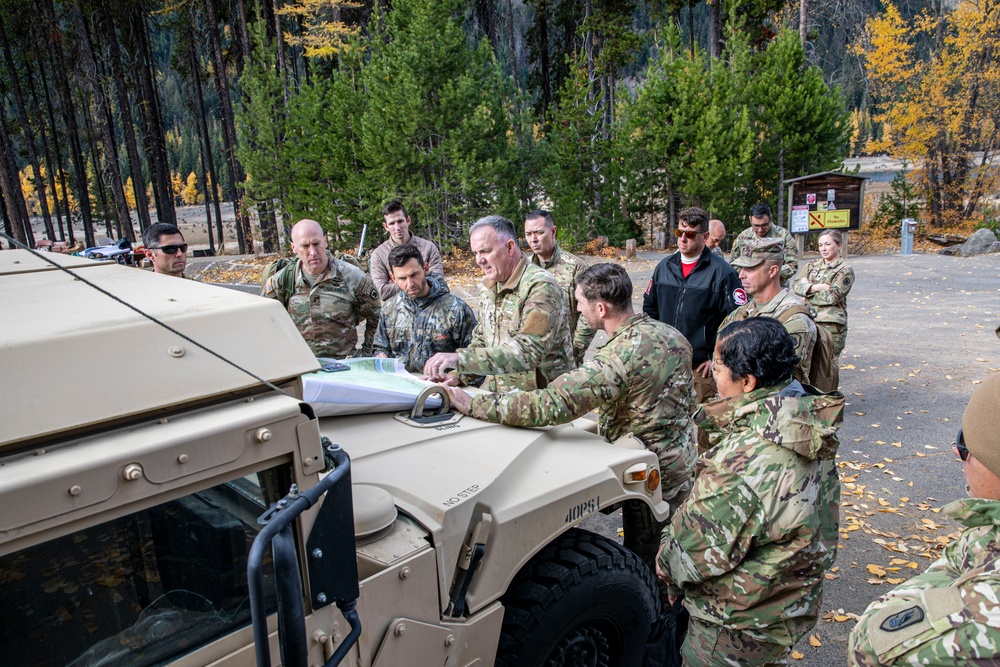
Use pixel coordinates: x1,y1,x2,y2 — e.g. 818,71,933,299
791,229,855,356
656,318,844,666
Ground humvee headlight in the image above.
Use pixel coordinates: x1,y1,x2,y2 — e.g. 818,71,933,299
646,468,660,494
623,464,660,495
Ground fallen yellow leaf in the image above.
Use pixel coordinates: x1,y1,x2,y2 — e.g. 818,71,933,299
887,577,907,584
867,564,887,576
833,615,850,622
791,650,805,660
808,634,822,648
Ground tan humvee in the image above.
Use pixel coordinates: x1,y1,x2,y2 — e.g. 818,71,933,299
0,249,668,667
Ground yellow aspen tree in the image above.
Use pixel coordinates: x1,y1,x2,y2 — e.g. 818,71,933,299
124,177,137,211
278,0,360,59
182,172,199,206
857,0,1000,226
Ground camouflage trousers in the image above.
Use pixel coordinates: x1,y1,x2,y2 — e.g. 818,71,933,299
818,321,847,357
682,617,789,667
693,373,718,455
622,478,692,602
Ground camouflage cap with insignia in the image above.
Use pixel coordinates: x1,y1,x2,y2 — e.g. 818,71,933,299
731,237,785,268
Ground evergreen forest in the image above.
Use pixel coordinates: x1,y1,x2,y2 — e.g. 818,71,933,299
0,0,996,253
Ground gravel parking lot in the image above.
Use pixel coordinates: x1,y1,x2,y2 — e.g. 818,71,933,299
579,249,1000,664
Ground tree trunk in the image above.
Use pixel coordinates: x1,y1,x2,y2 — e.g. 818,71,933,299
80,98,115,239
203,0,253,253
235,0,252,75
273,0,291,106
42,0,96,248
35,63,70,242
0,107,34,247
777,148,786,227
800,0,808,47
505,0,518,88
101,0,151,232
708,0,722,60
188,33,218,254
129,4,176,228
0,16,54,241
536,0,551,118
77,6,135,242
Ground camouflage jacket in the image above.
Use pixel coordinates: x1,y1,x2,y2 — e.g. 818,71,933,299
458,257,573,393
658,380,844,645
848,498,1000,666
790,257,855,327
721,289,817,385
369,233,445,301
528,246,596,365
263,252,381,358
710,245,726,262
373,274,477,374
730,224,798,286
469,313,696,501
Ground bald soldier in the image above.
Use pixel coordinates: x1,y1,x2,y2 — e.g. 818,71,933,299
707,219,727,261
444,263,696,575
423,215,573,393
524,210,596,365
263,219,381,358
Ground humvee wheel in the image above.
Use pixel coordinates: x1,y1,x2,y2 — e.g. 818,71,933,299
495,528,659,667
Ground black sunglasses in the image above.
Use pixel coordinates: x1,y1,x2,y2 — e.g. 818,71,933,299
956,428,969,462
149,243,188,255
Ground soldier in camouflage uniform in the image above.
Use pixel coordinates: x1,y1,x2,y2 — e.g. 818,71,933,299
263,219,380,358
722,237,817,385
848,373,1000,666
423,215,573,393
373,244,476,374
657,317,844,666
524,210,596,365
791,229,854,356
445,263,696,576
730,202,798,287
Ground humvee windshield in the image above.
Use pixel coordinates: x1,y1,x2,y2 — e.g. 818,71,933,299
0,464,290,667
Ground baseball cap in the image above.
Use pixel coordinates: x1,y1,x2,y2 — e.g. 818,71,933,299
731,238,785,268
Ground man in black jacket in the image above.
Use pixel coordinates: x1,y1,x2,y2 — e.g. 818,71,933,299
643,207,745,443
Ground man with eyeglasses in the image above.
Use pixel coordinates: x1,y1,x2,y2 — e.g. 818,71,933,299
142,223,188,278
706,219,727,261
848,373,1000,666
730,202,798,287
643,207,744,429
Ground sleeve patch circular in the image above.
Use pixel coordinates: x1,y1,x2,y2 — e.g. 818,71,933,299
733,288,749,305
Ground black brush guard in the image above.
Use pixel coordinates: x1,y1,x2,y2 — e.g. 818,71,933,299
247,444,361,667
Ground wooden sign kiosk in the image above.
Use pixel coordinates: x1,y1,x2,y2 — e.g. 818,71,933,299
784,171,868,256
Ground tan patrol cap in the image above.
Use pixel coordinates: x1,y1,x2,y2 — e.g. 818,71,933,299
731,237,785,268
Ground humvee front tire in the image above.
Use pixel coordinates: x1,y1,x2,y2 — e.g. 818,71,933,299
495,528,660,667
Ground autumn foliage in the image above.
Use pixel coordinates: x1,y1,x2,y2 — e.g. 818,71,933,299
856,0,1000,227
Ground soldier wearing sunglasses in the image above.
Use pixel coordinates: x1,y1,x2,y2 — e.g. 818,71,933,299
849,373,1000,665
142,223,188,278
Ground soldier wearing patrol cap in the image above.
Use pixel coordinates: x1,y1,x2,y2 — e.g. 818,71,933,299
263,219,381,359
849,373,1000,666
720,237,817,385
